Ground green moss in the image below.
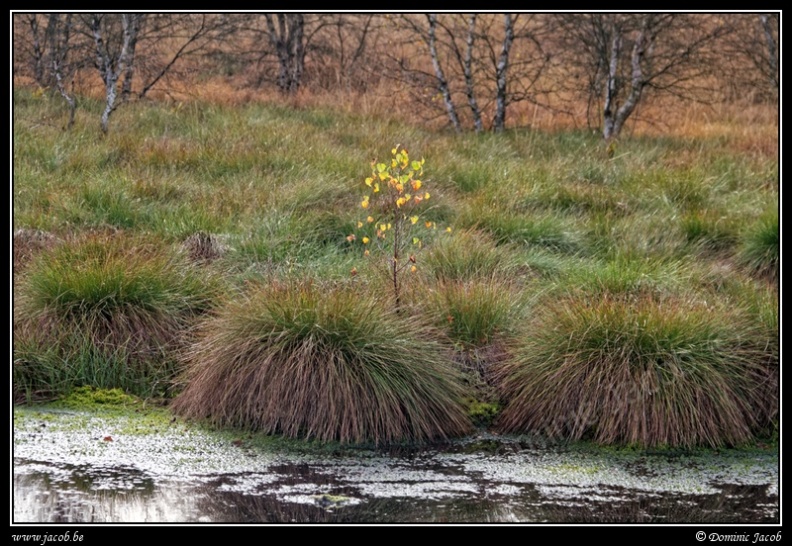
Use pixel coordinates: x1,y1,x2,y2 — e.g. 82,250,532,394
54,386,141,409
465,399,501,428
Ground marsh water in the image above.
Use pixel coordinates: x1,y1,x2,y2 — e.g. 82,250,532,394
13,408,779,524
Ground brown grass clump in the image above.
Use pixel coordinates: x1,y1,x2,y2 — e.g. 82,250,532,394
13,228,59,272
493,293,771,448
13,233,219,399
172,281,473,445
180,231,231,264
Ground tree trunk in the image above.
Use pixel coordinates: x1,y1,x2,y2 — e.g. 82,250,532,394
463,15,483,133
492,14,514,133
759,14,778,92
91,14,137,134
28,16,46,86
427,14,461,133
49,14,76,129
602,25,622,141
265,14,306,94
120,14,143,100
288,14,305,94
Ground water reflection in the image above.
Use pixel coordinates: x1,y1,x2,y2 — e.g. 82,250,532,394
13,459,778,524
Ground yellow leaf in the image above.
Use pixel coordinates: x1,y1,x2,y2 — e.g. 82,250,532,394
410,216,418,224
445,227,453,233
373,183,380,193
357,221,363,228
396,197,406,208
380,223,388,231
362,236,370,244
367,216,374,223
412,237,420,245
361,199,369,209
411,180,422,191
424,192,430,200
365,177,373,187
410,265,417,273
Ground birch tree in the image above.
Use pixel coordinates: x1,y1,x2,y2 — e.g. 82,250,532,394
558,13,724,141
86,13,142,134
80,13,219,133
427,13,461,132
394,13,548,133
492,14,515,132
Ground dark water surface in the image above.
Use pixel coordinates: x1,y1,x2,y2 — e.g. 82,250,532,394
13,409,779,524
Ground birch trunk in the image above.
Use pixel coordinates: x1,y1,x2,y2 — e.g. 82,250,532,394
427,14,461,133
492,14,514,133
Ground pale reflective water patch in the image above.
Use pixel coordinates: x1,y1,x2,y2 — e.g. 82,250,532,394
13,409,779,523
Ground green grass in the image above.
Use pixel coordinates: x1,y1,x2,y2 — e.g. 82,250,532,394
422,229,516,282
171,281,473,444
13,86,778,446
427,280,523,349
739,208,779,282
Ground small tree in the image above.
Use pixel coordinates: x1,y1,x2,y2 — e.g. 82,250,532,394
352,145,446,311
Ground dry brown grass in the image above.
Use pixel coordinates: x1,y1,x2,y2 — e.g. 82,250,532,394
172,281,473,444
493,293,771,448
13,228,59,273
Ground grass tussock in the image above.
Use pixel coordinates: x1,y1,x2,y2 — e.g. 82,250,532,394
13,86,777,446
739,208,779,283
494,294,770,448
422,229,516,282
13,233,218,400
428,280,522,349
172,282,473,444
